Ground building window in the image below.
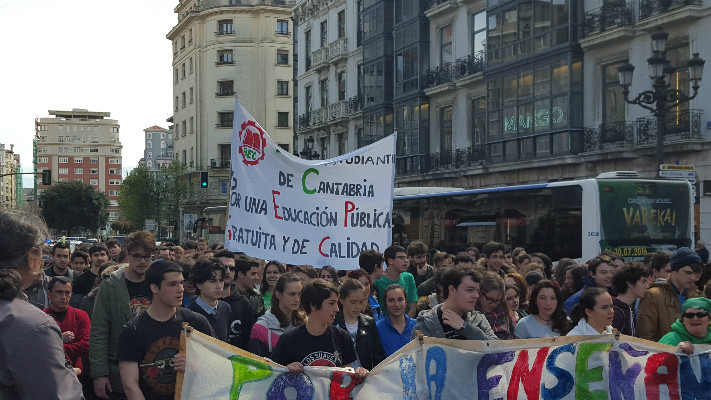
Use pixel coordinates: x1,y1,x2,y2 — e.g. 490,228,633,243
90,179,99,185
110,148,120,154
175,96,179,111
90,169,98,174
337,10,347,38
338,131,347,155
89,148,99,153
277,50,289,65
180,35,185,49
182,121,187,137
440,106,453,160
74,168,84,174
217,50,234,64
190,117,194,133
277,80,289,96
189,87,194,103
58,147,68,153
320,20,328,48
440,25,453,65
305,30,312,69
319,137,328,159
218,112,234,128
277,112,289,127
58,157,68,163
74,147,84,153
109,158,121,164
320,78,328,107
111,127,119,133
472,11,487,57
38,157,48,163
182,92,186,107
109,169,120,175
109,190,120,196
189,57,193,73
174,68,179,84
90,157,98,163
218,20,234,35
58,168,68,175
603,62,625,125
74,179,83,183
276,19,289,35
305,85,313,113
74,157,83,163
110,179,122,185
218,80,234,96
471,97,486,145
146,132,152,140
181,63,186,78
337,71,346,101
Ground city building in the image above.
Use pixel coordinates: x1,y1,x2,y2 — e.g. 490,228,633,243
142,126,174,170
35,109,123,223
293,0,711,243
0,143,20,209
168,0,295,241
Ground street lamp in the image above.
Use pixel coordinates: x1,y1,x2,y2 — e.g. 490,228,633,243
618,28,705,178
299,136,320,160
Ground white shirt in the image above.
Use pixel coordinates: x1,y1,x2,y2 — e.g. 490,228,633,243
566,318,613,336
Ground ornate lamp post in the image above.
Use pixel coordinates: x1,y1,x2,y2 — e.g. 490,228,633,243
618,29,705,178
299,136,320,160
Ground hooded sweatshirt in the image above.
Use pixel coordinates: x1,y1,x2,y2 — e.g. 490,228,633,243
566,318,613,336
659,320,711,346
247,309,296,358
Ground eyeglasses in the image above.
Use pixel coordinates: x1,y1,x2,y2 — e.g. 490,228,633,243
482,293,501,305
130,253,153,261
682,311,710,319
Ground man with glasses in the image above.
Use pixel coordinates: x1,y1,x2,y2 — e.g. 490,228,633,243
90,231,156,400
374,245,418,318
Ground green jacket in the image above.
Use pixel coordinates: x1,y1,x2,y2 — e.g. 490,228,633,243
88,268,132,382
659,320,711,346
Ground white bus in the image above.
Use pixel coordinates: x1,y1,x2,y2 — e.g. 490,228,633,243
392,172,693,262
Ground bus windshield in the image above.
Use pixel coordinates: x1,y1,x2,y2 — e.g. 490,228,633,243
598,179,692,256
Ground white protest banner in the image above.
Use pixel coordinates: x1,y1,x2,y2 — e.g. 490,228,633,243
225,98,396,269
178,328,711,400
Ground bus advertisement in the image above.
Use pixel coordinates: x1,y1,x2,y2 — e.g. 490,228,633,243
392,172,693,262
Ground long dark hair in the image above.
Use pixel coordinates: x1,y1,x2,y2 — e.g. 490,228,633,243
260,260,285,295
569,287,608,327
270,272,305,328
562,265,588,300
529,280,569,334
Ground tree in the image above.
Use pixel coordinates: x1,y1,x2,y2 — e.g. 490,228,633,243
118,167,156,230
41,181,109,236
111,220,135,234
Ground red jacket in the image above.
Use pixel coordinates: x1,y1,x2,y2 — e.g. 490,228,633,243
44,305,91,372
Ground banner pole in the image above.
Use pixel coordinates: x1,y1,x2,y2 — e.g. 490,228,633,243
175,322,192,400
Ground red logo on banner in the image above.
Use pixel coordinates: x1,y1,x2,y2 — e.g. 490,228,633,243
238,120,267,166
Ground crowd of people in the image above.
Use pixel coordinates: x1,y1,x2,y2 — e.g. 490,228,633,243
2,207,711,399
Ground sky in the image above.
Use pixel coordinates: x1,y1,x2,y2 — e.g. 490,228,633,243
0,0,177,187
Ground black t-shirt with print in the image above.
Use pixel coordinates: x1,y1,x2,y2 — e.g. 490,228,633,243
117,308,214,400
437,307,467,340
270,324,357,368
125,279,152,317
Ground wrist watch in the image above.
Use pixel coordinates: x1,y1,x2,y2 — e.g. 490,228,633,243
459,321,469,331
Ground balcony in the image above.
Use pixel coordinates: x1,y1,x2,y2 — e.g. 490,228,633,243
582,110,703,152
425,63,455,93
396,146,487,175
639,0,703,21
583,121,636,152
583,3,635,37
452,52,485,83
210,158,230,169
298,101,350,131
425,0,457,18
637,109,703,144
328,37,348,64
311,47,329,71
215,91,234,97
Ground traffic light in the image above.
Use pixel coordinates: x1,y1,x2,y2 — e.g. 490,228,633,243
200,172,209,188
41,170,52,185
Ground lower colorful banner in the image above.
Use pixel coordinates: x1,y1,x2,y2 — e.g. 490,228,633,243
177,326,711,399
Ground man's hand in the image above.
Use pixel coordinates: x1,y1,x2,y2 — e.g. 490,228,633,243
286,362,304,374
441,309,465,330
677,341,694,355
172,353,186,372
93,376,112,400
62,331,75,343
353,367,369,379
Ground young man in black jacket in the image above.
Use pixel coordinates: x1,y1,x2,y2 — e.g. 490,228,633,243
223,255,264,349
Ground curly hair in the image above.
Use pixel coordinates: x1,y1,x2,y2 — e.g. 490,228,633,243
528,280,569,335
